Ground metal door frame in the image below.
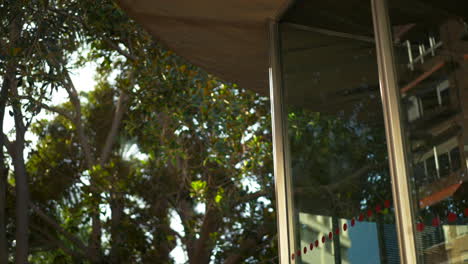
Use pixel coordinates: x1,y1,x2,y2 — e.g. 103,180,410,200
268,19,297,264
371,0,418,263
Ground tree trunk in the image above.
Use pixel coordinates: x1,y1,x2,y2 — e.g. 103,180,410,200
11,96,29,264
4,61,30,264
0,75,10,264
188,207,221,264
88,210,102,264
223,220,271,264
110,192,124,264
5,67,29,264
1,10,23,264
151,198,175,263
223,237,258,264
12,138,29,264
0,152,8,264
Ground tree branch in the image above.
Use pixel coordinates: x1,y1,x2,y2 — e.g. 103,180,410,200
99,89,129,166
48,7,137,62
295,164,376,195
30,223,85,260
30,204,88,255
102,38,137,61
61,70,95,169
17,95,74,121
223,222,271,264
234,190,268,207
10,80,26,143
189,206,221,264
58,70,105,263
1,134,13,157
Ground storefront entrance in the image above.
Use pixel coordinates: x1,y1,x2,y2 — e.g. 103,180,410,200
269,1,468,263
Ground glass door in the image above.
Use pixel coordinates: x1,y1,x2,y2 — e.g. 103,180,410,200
271,1,403,262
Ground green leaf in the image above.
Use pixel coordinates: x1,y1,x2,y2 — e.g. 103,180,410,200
215,187,224,204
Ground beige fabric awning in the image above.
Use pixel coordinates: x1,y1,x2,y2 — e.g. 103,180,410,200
117,0,292,95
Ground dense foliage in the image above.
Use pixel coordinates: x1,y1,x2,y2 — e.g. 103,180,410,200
0,0,276,263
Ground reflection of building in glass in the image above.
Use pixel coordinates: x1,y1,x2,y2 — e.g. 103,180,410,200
401,19,468,203
399,22,467,204
298,213,350,264
443,225,468,263
398,19,468,264
403,67,466,207
381,224,400,264
297,214,401,264
414,225,447,263
416,225,468,263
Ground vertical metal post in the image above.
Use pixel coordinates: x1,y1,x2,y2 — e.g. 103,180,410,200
429,36,436,56
371,0,419,263
268,20,296,263
419,45,425,64
332,217,342,264
406,40,414,70
434,147,440,179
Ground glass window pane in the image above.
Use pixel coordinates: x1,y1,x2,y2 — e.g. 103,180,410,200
388,1,468,262
279,2,400,262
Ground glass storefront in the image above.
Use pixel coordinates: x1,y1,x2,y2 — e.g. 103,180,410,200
269,0,468,263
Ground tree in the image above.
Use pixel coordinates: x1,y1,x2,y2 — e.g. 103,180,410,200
1,0,84,262
287,101,394,221
2,0,278,263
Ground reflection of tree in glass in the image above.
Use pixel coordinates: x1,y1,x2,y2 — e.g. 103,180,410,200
287,99,394,222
